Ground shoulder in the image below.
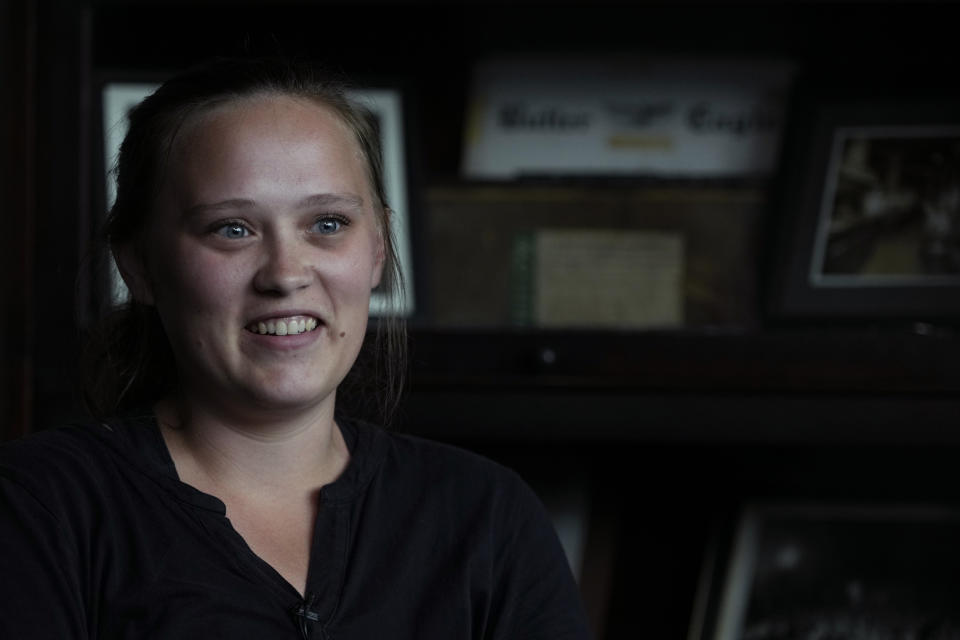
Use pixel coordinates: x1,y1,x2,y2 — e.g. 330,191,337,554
384,430,516,479
372,431,592,638
0,416,151,515
342,419,538,512
358,426,549,534
378,429,532,500
1,422,115,482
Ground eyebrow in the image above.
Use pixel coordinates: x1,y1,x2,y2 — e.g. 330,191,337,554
185,193,365,216
297,193,365,210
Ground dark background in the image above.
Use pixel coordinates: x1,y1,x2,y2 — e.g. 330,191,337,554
3,2,960,638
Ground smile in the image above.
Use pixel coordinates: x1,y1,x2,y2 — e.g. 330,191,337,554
246,315,320,336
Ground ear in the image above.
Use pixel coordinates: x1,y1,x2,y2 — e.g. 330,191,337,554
113,242,155,305
370,208,390,290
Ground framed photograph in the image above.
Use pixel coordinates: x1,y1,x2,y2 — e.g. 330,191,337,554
100,80,415,317
689,503,960,640
770,98,960,321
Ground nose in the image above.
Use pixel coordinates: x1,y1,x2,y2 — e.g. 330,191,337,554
253,235,313,295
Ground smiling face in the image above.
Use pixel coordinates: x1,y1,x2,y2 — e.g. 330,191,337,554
118,94,385,421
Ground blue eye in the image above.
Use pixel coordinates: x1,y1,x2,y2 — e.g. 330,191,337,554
313,216,347,235
216,223,250,239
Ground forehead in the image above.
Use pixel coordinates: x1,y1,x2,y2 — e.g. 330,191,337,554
164,93,371,201
175,93,360,156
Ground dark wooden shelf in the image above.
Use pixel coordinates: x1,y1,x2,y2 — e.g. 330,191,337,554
407,327,960,393
400,328,960,444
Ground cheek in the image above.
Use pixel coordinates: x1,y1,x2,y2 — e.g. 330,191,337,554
153,244,245,316
328,266,374,311
330,245,380,302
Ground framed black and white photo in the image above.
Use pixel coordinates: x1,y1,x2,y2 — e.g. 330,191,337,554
689,503,960,640
769,98,960,321
100,80,416,317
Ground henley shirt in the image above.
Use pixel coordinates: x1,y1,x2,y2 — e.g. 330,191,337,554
0,413,591,639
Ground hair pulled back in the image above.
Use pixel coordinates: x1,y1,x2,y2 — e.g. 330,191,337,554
83,57,406,425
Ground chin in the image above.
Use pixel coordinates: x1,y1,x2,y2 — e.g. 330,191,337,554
244,381,337,414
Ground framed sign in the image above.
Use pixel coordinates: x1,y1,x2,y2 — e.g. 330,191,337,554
690,503,960,640
769,97,960,321
100,80,415,317
462,55,795,179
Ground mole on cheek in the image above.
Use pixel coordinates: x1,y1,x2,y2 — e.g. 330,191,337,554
340,332,346,338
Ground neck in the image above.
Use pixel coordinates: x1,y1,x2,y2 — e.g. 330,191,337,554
155,394,349,498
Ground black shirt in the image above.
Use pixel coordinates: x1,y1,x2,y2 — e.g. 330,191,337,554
0,414,591,639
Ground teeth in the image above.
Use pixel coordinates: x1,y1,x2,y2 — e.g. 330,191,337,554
248,316,320,336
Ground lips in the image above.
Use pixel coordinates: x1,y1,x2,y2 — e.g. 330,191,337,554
245,315,320,336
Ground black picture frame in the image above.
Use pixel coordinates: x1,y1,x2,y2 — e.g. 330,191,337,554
768,96,960,323
97,75,418,318
689,502,960,640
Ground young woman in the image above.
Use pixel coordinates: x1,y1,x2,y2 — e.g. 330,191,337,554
0,58,591,639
